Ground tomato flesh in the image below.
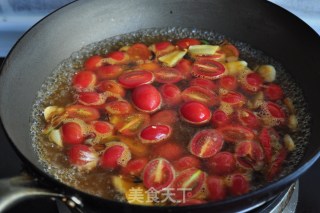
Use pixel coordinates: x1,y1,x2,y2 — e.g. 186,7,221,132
218,125,254,143
65,105,100,122
190,78,217,90
118,70,154,88
95,65,123,80
159,83,182,107
206,152,236,175
72,71,96,92
154,67,182,84
192,59,226,79
181,86,218,107
173,155,201,171
105,100,133,115
235,141,265,170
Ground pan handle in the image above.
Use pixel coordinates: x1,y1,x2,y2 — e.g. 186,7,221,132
0,174,84,213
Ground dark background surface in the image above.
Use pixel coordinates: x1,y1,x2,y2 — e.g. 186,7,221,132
1,55,320,212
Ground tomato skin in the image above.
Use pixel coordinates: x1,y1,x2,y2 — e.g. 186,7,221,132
227,173,250,196
180,101,212,125
100,142,131,170
96,80,126,97
176,38,201,49
139,124,172,144
154,67,182,84
266,147,287,181
152,142,184,161
220,91,245,107
118,70,154,88
235,141,265,170
259,128,272,163
105,100,133,115
78,92,106,106
206,152,236,175
61,122,84,145
174,59,192,80
240,72,263,93
127,43,151,60
219,75,238,90
211,109,230,128
72,71,96,92
218,125,254,143
264,83,284,101
237,109,260,129
159,83,182,107
95,65,123,80
132,84,162,113
207,176,227,201
68,144,96,166
173,155,201,171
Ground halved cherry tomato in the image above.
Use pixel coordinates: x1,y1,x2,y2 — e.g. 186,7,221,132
138,62,161,71
173,155,201,171
192,59,226,80
226,173,249,196
104,51,129,65
259,128,272,163
132,84,162,113
149,41,175,56
260,102,286,126
190,78,217,90
154,67,182,84
174,59,192,80
127,43,151,60
237,108,260,129
219,75,238,90
121,157,148,176
78,92,106,106
176,38,201,49
151,142,184,161
159,83,182,107
264,83,284,101
189,129,224,158
142,158,175,190
150,109,178,125
139,124,172,144
218,125,254,143
181,86,218,107
179,101,212,125
207,176,226,201
206,152,236,175
211,109,230,128
95,65,123,80
100,142,131,169
72,71,96,92
240,72,263,92
105,100,133,115
65,105,100,122
89,121,114,137
220,43,239,58
220,91,245,107
68,144,98,168
61,122,85,145
235,141,265,170
84,55,104,70
96,80,126,97
172,168,207,200
118,70,154,88
110,112,150,136
266,147,287,181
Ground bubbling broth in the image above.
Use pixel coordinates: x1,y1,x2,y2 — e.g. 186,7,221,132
31,28,311,205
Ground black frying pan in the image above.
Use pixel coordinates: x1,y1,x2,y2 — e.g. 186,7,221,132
1,0,320,212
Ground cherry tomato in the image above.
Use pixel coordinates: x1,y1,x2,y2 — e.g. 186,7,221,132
61,122,85,145
154,67,182,84
95,65,123,80
121,157,148,176
159,83,182,107
181,86,218,107
151,142,184,161
172,168,207,200
139,124,172,144
68,144,98,168
132,84,162,113
127,43,151,60
220,43,239,58
226,173,249,196
259,128,272,163
264,83,284,101
150,109,178,125
65,105,100,122
96,80,126,97
240,72,263,92
207,176,227,201
173,155,201,171
84,55,104,70
100,142,131,169
192,59,226,80
266,147,287,181
149,41,175,56
89,121,114,137
179,101,212,125
206,152,236,175
219,75,238,90
218,125,254,143
72,71,96,92
176,38,201,49
260,102,286,126
105,100,133,115
237,108,260,129
78,92,106,106
211,109,230,128
174,59,192,80
235,141,265,170
104,51,129,64
142,158,175,190
118,70,154,88
220,91,245,107
190,78,217,90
